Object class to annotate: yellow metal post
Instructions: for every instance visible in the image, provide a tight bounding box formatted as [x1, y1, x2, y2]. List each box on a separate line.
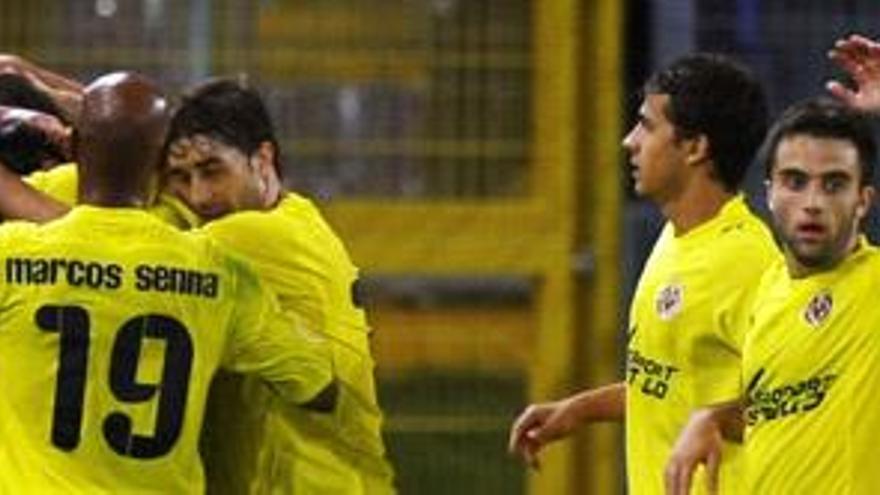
[529, 0, 580, 494]
[575, 0, 624, 493]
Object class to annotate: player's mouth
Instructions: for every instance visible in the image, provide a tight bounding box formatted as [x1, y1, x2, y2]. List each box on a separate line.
[195, 206, 229, 222]
[795, 222, 827, 242]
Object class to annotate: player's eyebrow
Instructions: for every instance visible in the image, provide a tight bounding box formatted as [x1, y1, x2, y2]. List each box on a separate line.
[189, 156, 221, 170]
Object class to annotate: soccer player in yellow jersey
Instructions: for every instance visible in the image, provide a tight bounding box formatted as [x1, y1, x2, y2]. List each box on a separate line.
[162, 80, 395, 494]
[0, 58, 393, 493]
[0, 72, 337, 493]
[667, 39, 880, 494]
[509, 53, 775, 495]
[666, 98, 880, 494]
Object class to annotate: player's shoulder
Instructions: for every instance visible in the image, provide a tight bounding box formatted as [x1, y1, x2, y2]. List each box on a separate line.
[25, 162, 78, 185]
[844, 241, 880, 280]
[713, 204, 776, 256]
[24, 162, 79, 205]
[0, 219, 41, 240]
[203, 192, 327, 238]
[182, 229, 263, 284]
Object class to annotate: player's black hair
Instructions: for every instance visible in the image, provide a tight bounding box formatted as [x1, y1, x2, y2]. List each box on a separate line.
[164, 78, 282, 178]
[760, 97, 877, 186]
[644, 53, 768, 192]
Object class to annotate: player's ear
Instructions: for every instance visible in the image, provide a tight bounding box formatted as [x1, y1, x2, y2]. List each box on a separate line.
[684, 134, 710, 167]
[251, 141, 274, 178]
[856, 184, 875, 221]
[765, 179, 775, 212]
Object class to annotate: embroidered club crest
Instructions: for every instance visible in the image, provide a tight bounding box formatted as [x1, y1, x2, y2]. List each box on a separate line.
[655, 284, 684, 321]
[804, 290, 833, 328]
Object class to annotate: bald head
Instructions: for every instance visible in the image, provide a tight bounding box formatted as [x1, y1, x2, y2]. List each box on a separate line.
[80, 72, 167, 130]
[75, 72, 169, 207]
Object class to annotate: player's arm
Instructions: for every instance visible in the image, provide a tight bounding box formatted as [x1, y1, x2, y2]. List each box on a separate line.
[225, 268, 338, 411]
[827, 34, 880, 112]
[0, 107, 73, 221]
[664, 401, 743, 495]
[0, 162, 69, 222]
[0, 54, 84, 123]
[508, 382, 624, 470]
[231, 312, 338, 412]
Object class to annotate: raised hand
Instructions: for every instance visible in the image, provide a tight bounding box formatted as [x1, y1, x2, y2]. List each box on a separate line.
[827, 34, 880, 111]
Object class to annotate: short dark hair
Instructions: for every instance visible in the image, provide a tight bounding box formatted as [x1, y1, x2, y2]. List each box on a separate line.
[760, 97, 877, 185]
[0, 73, 68, 123]
[164, 78, 282, 177]
[645, 53, 768, 192]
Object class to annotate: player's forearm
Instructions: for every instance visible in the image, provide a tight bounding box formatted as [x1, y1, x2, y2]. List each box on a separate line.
[0, 164, 69, 222]
[563, 382, 626, 423]
[0, 54, 84, 123]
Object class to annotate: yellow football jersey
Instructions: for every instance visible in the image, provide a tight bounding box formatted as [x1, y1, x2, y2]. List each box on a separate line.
[23, 162, 78, 204]
[0, 206, 333, 494]
[199, 192, 395, 494]
[25, 163, 201, 228]
[743, 241, 880, 494]
[626, 195, 776, 495]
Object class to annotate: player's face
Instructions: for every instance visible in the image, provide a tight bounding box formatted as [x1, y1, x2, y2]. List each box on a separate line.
[767, 134, 874, 274]
[163, 134, 269, 221]
[622, 93, 692, 203]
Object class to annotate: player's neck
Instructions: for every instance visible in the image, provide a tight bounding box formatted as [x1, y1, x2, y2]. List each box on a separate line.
[661, 178, 734, 237]
[78, 181, 150, 209]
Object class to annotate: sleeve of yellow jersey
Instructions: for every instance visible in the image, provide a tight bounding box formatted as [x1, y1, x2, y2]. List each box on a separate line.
[221, 256, 334, 405]
[24, 162, 79, 205]
[690, 225, 776, 407]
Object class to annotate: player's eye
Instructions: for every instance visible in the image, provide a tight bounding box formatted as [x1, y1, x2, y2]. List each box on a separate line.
[165, 170, 190, 186]
[822, 176, 849, 194]
[778, 171, 808, 191]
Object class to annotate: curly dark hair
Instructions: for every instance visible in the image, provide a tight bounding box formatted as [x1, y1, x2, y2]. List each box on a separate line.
[645, 53, 768, 192]
[164, 78, 282, 178]
[760, 97, 876, 185]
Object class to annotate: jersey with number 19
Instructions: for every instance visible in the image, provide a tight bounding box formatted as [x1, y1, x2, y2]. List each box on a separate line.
[0, 206, 333, 494]
[626, 195, 776, 495]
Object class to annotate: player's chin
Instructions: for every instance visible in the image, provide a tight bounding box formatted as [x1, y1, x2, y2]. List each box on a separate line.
[196, 208, 230, 223]
[791, 244, 834, 269]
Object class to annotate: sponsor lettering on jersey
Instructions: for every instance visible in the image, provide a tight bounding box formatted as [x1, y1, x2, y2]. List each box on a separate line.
[626, 347, 679, 399]
[744, 367, 837, 425]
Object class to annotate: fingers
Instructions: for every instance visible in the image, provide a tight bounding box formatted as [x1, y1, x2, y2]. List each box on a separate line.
[664, 455, 694, 495]
[705, 449, 721, 495]
[829, 45, 863, 78]
[520, 432, 542, 471]
[826, 80, 858, 106]
[510, 404, 558, 471]
[508, 408, 536, 453]
[831, 34, 880, 79]
[508, 407, 544, 464]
